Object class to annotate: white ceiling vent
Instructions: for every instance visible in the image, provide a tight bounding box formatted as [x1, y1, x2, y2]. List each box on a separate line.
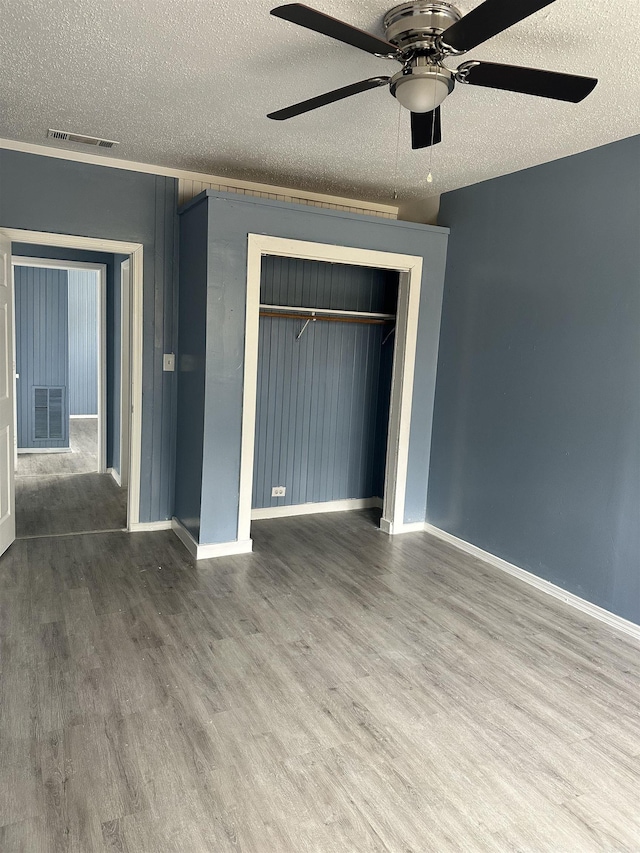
[47, 128, 119, 149]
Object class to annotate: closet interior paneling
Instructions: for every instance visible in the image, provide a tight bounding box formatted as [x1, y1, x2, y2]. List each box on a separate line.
[253, 256, 398, 510]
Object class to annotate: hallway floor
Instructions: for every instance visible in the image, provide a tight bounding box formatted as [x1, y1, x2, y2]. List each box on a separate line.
[0, 511, 639, 851]
[17, 418, 99, 477]
[15, 419, 127, 537]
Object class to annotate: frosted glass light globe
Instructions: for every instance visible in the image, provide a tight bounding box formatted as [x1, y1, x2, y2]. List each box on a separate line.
[394, 75, 451, 113]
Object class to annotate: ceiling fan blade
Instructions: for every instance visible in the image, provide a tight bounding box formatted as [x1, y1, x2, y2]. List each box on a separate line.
[441, 0, 557, 52]
[268, 77, 390, 120]
[271, 4, 399, 58]
[411, 108, 442, 149]
[457, 61, 597, 102]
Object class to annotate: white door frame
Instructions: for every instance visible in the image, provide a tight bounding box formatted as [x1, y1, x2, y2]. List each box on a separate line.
[12, 257, 107, 471]
[0, 229, 144, 529]
[119, 258, 131, 489]
[0, 233, 15, 558]
[240, 234, 423, 543]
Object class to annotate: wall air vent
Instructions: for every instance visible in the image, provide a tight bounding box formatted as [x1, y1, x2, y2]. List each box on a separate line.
[47, 129, 119, 149]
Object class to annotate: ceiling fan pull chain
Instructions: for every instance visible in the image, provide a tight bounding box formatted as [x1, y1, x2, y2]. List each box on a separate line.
[392, 102, 402, 200]
[427, 78, 437, 184]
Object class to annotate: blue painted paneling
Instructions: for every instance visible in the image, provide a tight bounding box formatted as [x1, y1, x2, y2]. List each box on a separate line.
[174, 201, 208, 540]
[1, 151, 178, 521]
[431, 134, 640, 625]
[15, 265, 69, 448]
[68, 270, 99, 415]
[177, 191, 448, 545]
[253, 257, 396, 509]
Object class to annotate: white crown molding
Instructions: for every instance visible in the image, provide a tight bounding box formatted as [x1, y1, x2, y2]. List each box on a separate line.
[0, 136, 398, 216]
[423, 523, 640, 643]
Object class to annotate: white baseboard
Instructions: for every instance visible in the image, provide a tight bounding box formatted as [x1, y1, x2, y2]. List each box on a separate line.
[70, 414, 98, 419]
[379, 518, 425, 535]
[107, 467, 122, 487]
[129, 520, 173, 532]
[18, 447, 72, 454]
[171, 517, 253, 560]
[423, 523, 640, 643]
[251, 497, 383, 521]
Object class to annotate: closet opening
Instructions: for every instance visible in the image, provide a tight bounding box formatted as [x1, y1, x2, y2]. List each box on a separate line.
[251, 255, 397, 525]
[240, 235, 424, 545]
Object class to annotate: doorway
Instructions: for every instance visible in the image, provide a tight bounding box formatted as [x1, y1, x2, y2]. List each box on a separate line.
[11, 256, 117, 536]
[0, 229, 144, 558]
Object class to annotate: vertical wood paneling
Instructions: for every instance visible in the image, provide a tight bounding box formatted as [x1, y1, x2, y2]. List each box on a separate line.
[14, 265, 69, 448]
[68, 269, 99, 415]
[177, 179, 398, 218]
[252, 257, 397, 509]
[1, 153, 181, 522]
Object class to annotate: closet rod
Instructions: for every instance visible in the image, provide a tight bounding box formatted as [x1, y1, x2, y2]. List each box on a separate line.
[259, 311, 391, 325]
[259, 303, 395, 320]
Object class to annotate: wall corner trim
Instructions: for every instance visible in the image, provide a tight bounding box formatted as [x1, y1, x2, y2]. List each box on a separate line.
[423, 523, 640, 643]
[171, 518, 253, 560]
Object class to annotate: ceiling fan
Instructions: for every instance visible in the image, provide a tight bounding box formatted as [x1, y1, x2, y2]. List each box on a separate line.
[267, 0, 598, 149]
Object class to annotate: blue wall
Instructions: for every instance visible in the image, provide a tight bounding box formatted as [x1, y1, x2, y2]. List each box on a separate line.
[14, 265, 69, 449]
[1, 151, 178, 520]
[431, 134, 640, 624]
[254, 256, 396, 509]
[174, 201, 208, 540]
[176, 191, 449, 545]
[68, 269, 99, 416]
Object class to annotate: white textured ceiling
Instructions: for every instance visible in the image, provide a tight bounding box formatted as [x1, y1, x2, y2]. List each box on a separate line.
[1, 0, 639, 219]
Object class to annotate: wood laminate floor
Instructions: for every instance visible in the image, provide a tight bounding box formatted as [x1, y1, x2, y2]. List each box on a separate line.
[15, 473, 127, 538]
[17, 419, 99, 476]
[15, 419, 126, 538]
[1, 510, 639, 852]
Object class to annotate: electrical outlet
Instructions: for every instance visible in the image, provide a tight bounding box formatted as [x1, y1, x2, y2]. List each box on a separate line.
[163, 353, 175, 372]
[271, 486, 286, 498]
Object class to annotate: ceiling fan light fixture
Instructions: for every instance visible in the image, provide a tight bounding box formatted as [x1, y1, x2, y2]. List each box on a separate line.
[390, 63, 454, 112]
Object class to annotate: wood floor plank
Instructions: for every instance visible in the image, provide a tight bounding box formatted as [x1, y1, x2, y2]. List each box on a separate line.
[0, 513, 639, 851]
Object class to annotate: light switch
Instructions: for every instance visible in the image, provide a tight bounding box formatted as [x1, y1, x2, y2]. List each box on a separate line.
[163, 353, 175, 372]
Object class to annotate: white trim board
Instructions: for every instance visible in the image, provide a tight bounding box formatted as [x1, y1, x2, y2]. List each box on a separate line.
[251, 497, 382, 521]
[3, 229, 143, 530]
[17, 447, 72, 454]
[0, 137, 398, 217]
[129, 520, 173, 532]
[107, 467, 122, 487]
[70, 414, 98, 419]
[171, 518, 253, 560]
[379, 519, 425, 535]
[240, 235, 423, 546]
[423, 523, 640, 643]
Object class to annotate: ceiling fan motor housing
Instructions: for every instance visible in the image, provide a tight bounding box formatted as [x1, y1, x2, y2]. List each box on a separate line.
[384, 3, 461, 112]
[383, 2, 462, 54]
